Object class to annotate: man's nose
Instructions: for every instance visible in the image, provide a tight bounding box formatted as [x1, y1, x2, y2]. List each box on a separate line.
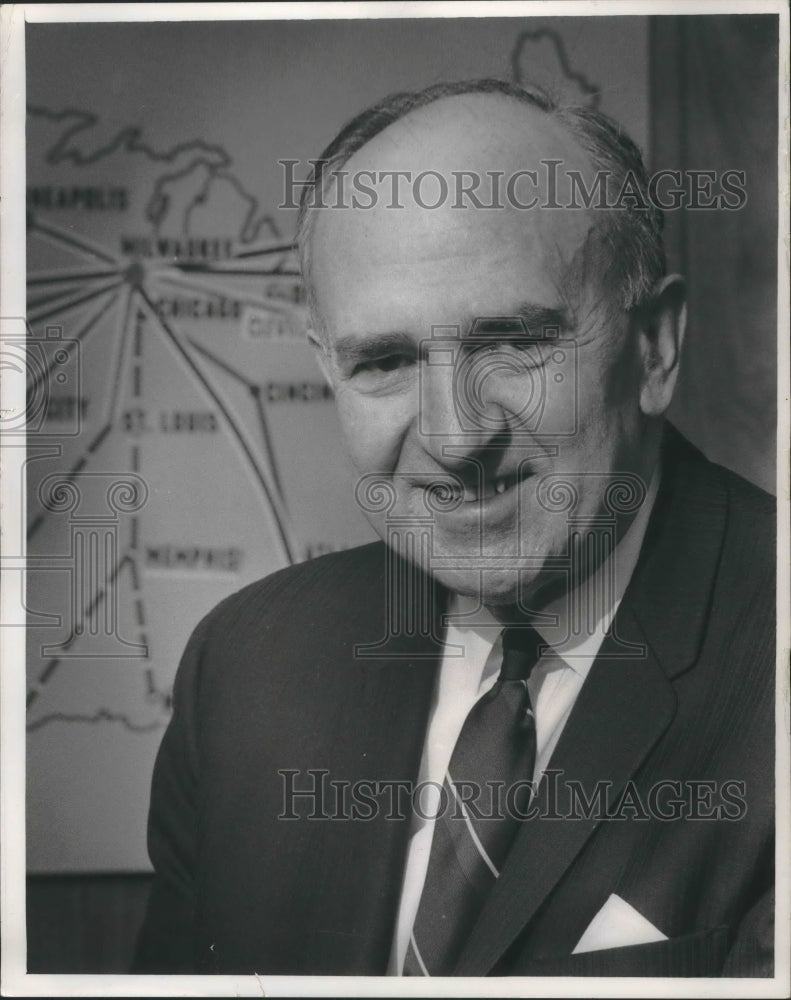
[416, 355, 508, 465]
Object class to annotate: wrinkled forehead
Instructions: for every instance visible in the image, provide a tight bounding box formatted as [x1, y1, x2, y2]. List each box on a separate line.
[309, 94, 604, 315]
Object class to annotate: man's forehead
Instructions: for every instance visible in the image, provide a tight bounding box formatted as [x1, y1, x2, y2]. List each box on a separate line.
[309, 93, 598, 268]
[341, 92, 592, 178]
[306, 93, 611, 338]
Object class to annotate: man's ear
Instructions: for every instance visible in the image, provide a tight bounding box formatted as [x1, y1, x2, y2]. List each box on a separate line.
[308, 326, 333, 387]
[637, 274, 687, 417]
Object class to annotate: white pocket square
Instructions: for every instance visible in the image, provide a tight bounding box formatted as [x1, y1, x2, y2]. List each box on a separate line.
[572, 893, 668, 954]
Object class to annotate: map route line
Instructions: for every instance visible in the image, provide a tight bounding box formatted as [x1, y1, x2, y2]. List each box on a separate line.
[134, 284, 296, 565]
[153, 270, 295, 316]
[87, 422, 113, 455]
[82, 547, 140, 636]
[185, 336, 285, 503]
[26, 658, 60, 708]
[183, 336, 258, 390]
[27, 514, 46, 542]
[26, 709, 164, 734]
[126, 447, 151, 699]
[26, 550, 144, 716]
[27, 273, 122, 315]
[26, 420, 115, 542]
[169, 262, 301, 279]
[28, 276, 126, 326]
[27, 266, 122, 287]
[251, 387, 285, 506]
[28, 213, 123, 267]
[144, 668, 172, 714]
[230, 240, 296, 260]
[109, 287, 136, 426]
[27, 286, 122, 400]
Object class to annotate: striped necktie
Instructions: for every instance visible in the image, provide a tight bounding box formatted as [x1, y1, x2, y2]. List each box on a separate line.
[403, 625, 544, 976]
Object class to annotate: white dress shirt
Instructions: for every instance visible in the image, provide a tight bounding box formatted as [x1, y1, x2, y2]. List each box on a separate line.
[388, 472, 659, 974]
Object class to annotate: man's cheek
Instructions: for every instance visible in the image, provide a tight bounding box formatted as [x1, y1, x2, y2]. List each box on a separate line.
[335, 399, 395, 473]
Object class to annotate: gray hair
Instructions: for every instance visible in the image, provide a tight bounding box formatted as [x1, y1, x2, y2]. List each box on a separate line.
[296, 78, 665, 320]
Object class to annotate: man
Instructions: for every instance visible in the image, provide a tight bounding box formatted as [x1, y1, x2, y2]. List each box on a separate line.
[133, 79, 775, 977]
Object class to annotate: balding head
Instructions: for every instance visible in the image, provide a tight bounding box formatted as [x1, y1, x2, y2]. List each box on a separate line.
[309, 94, 602, 347]
[296, 78, 665, 333]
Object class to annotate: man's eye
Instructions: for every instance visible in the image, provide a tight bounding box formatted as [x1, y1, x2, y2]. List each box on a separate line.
[465, 340, 542, 360]
[352, 355, 413, 377]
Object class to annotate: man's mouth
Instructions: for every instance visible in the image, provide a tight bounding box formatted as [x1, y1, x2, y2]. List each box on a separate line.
[455, 469, 525, 503]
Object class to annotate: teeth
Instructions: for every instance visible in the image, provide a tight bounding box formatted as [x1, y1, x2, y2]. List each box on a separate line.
[453, 475, 515, 503]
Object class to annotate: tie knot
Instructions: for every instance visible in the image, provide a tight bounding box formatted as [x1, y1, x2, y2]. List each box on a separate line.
[500, 625, 545, 681]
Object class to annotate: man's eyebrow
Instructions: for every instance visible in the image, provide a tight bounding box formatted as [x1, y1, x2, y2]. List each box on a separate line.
[509, 303, 571, 335]
[330, 331, 415, 365]
[466, 304, 572, 339]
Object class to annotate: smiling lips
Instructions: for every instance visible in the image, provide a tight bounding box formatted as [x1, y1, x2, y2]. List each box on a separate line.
[448, 468, 526, 504]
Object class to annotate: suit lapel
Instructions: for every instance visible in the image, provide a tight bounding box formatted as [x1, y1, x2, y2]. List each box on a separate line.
[305, 557, 446, 973]
[627, 426, 730, 681]
[454, 607, 675, 974]
[455, 426, 730, 975]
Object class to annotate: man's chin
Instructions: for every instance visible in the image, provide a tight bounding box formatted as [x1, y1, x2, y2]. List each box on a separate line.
[382, 530, 562, 610]
[428, 567, 535, 609]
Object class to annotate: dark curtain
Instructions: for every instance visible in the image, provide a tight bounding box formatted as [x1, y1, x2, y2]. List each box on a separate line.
[652, 14, 778, 494]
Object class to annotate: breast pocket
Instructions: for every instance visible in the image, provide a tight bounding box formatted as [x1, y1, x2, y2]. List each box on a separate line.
[514, 926, 730, 977]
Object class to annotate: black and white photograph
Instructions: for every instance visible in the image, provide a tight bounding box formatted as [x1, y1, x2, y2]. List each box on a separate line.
[0, 2, 788, 995]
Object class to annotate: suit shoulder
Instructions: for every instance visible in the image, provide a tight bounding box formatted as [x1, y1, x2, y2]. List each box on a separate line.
[710, 454, 775, 512]
[712, 460, 776, 552]
[701, 461, 776, 644]
[191, 540, 388, 638]
[173, 542, 393, 714]
[664, 425, 776, 558]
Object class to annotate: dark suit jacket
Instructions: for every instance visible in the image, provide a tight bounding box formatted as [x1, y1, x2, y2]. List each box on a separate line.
[133, 426, 775, 977]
